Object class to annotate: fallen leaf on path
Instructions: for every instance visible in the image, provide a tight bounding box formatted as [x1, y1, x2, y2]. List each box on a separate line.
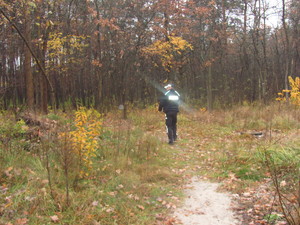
[137, 205, 145, 210]
[280, 180, 286, 187]
[50, 215, 59, 222]
[15, 218, 28, 225]
[92, 201, 99, 206]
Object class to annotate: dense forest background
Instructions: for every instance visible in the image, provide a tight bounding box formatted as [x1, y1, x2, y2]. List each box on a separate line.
[0, 0, 299, 113]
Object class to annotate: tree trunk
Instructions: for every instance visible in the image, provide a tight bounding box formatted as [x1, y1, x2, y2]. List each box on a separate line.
[24, 4, 34, 110]
[40, 38, 49, 113]
[207, 47, 213, 112]
[282, 0, 291, 101]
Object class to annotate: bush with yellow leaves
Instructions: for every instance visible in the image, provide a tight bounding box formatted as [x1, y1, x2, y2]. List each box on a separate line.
[60, 107, 102, 177]
[276, 76, 300, 106]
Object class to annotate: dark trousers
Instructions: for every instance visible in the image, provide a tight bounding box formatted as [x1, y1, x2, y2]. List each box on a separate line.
[165, 111, 177, 142]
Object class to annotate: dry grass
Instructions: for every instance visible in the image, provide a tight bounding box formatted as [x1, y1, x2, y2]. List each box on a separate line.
[0, 103, 299, 224]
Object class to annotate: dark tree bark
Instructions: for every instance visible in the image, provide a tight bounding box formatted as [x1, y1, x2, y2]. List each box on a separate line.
[24, 4, 34, 109]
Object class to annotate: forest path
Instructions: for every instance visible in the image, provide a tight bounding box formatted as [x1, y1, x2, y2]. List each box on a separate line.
[154, 118, 240, 225]
[153, 112, 293, 225]
[172, 176, 240, 225]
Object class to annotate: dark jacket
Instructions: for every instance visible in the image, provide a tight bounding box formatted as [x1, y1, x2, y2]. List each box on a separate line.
[158, 89, 180, 113]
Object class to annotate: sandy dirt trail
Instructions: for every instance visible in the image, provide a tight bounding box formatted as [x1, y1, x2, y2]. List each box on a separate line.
[173, 177, 240, 225]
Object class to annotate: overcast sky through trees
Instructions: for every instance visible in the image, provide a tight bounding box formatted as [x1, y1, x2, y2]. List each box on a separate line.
[266, 0, 283, 27]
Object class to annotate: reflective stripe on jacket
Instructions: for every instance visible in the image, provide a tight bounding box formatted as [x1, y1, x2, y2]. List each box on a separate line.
[158, 89, 180, 113]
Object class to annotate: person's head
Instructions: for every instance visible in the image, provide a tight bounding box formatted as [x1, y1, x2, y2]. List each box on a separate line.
[164, 83, 174, 91]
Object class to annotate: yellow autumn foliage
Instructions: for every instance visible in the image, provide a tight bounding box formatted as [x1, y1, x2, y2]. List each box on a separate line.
[47, 32, 88, 72]
[142, 35, 193, 72]
[276, 76, 300, 106]
[60, 107, 102, 177]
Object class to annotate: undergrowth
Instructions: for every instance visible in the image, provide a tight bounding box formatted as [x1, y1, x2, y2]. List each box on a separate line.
[0, 103, 299, 224]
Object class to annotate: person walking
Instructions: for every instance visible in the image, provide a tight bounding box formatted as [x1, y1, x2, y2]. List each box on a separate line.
[158, 83, 180, 145]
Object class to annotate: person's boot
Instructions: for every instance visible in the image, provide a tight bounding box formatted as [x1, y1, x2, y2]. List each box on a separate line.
[167, 128, 174, 144]
[173, 127, 177, 141]
[173, 131, 177, 141]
